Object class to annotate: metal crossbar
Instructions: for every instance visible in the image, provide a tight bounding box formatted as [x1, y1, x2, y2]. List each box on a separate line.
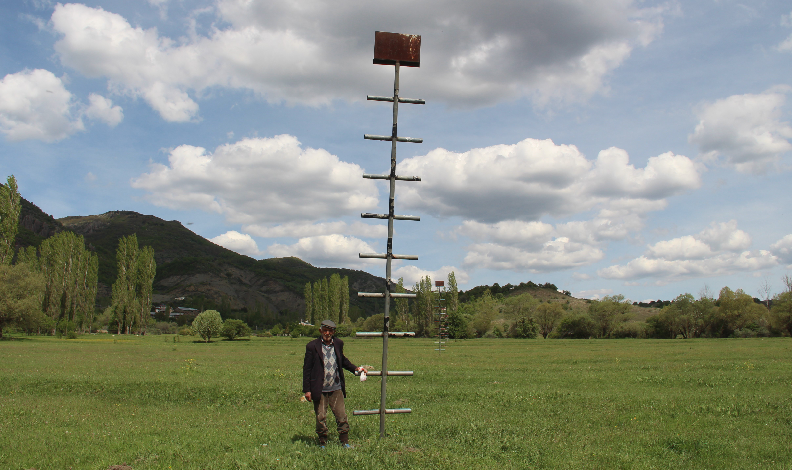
[353, 31, 423, 438]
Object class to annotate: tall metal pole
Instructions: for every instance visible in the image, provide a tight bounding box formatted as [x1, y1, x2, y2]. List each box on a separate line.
[355, 31, 421, 438]
[381, 61, 400, 437]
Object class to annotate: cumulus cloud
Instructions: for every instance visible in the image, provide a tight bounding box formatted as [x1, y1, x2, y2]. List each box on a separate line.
[51, 1, 664, 119]
[414, 138, 700, 272]
[574, 288, 613, 300]
[131, 135, 379, 225]
[779, 11, 792, 52]
[84, 93, 123, 126]
[392, 265, 469, 286]
[210, 231, 263, 257]
[463, 238, 604, 272]
[267, 234, 378, 268]
[399, 138, 699, 223]
[0, 69, 84, 141]
[689, 88, 792, 173]
[598, 220, 778, 281]
[770, 234, 792, 265]
[244, 221, 385, 239]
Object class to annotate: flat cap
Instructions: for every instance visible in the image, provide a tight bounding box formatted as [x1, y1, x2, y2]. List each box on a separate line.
[320, 320, 337, 329]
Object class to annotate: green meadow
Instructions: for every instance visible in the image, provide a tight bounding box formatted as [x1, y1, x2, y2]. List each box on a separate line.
[1, 335, 791, 469]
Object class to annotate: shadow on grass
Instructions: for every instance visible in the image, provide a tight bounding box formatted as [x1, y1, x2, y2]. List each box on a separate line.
[0, 336, 34, 341]
[291, 433, 317, 446]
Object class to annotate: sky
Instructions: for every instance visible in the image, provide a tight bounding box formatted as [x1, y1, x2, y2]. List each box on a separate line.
[1, 0, 792, 302]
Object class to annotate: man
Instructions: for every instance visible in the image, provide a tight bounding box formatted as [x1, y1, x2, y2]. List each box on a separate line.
[303, 319, 366, 447]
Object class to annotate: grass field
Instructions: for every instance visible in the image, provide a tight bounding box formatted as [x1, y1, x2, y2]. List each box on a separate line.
[1, 335, 791, 469]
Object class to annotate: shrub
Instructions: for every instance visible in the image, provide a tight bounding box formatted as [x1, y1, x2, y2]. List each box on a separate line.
[221, 319, 252, 340]
[334, 324, 352, 337]
[551, 314, 596, 339]
[611, 321, 644, 338]
[178, 326, 193, 336]
[154, 322, 178, 335]
[270, 324, 283, 336]
[509, 317, 538, 338]
[192, 310, 223, 342]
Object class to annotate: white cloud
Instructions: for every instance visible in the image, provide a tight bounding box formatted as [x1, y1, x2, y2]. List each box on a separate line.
[131, 135, 379, 225]
[583, 148, 701, 199]
[770, 234, 792, 265]
[244, 221, 385, 239]
[463, 238, 604, 272]
[84, 172, 97, 182]
[598, 220, 777, 281]
[84, 93, 123, 127]
[399, 138, 699, 223]
[210, 230, 263, 257]
[51, 1, 665, 119]
[392, 265, 469, 287]
[689, 88, 792, 173]
[574, 288, 613, 300]
[779, 11, 792, 51]
[267, 234, 378, 268]
[0, 69, 84, 141]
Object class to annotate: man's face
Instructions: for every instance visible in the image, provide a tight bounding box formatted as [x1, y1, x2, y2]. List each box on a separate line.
[321, 326, 335, 342]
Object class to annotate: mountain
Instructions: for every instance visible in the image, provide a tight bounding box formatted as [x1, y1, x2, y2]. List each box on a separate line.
[15, 201, 387, 325]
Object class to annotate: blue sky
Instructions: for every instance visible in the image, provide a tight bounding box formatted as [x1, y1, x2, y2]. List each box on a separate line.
[2, 0, 792, 302]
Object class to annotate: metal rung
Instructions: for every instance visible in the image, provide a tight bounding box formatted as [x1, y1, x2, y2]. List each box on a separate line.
[363, 174, 421, 181]
[367, 95, 426, 104]
[364, 134, 423, 143]
[359, 253, 419, 260]
[357, 292, 417, 299]
[434, 349, 445, 351]
[356, 331, 415, 337]
[353, 408, 412, 415]
[357, 370, 413, 376]
[361, 213, 420, 221]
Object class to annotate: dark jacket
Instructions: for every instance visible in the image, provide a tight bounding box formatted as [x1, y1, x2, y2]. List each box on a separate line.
[302, 337, 357, 401]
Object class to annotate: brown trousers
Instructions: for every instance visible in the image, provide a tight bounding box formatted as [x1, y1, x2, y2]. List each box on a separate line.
[313, 390, 349, 443]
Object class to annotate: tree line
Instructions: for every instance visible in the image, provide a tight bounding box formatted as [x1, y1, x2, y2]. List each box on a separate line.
[303, 273, 349, 326]
[0, 175, 156, 337]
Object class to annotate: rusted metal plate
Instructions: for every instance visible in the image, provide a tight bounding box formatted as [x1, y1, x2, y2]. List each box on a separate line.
[435, 281, 444, 287]
[374, 31, 421, 67]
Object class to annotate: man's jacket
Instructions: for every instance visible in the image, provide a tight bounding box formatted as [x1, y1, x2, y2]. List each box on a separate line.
[302, 337, 357, 401]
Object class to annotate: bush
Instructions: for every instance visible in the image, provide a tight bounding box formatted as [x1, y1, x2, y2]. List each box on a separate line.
[178, 326, 193, 336]
[551, 314, 596, 339]
[154, 322, 178, 335]
[611, 322, 644, 338]
[192, 310, 223, 342]
[509, 317, 538, 338]
[221, 319, 252, 340]
[334, 324, 352, 337]
[270, 324, 283, 336]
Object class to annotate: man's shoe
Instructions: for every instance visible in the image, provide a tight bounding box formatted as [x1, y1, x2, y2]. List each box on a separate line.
[343, 443, 352, 449]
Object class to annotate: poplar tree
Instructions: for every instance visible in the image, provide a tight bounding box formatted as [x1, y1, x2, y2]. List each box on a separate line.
[38, 231, 99, 333]
[394, 277, 409, 327]
[319, 278, 329, 322]
[340, 276, 349, 324]
[313, 280, 323, 321]
[412, 275, 435, 336]
[0, 175, 20, 266]
[304, 282, 314, 324]
[135, 246, 156, 334]
[447, 272, 459, 316]
[329, 273, 341, 323]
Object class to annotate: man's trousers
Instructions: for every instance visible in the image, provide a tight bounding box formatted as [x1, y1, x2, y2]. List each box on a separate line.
[313, 390, 349, 443]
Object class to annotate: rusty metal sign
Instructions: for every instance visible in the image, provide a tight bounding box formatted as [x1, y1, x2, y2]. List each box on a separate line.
[374, 31, 421, 67]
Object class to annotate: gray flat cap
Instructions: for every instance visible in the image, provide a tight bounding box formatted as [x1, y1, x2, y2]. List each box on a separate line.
[320, 320, 337, 329]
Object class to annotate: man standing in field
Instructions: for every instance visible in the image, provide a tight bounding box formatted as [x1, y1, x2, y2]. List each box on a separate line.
[303, 319, 366, 448]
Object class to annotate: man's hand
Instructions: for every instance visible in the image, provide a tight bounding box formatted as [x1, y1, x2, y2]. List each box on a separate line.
[304, 392, 312, 402]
